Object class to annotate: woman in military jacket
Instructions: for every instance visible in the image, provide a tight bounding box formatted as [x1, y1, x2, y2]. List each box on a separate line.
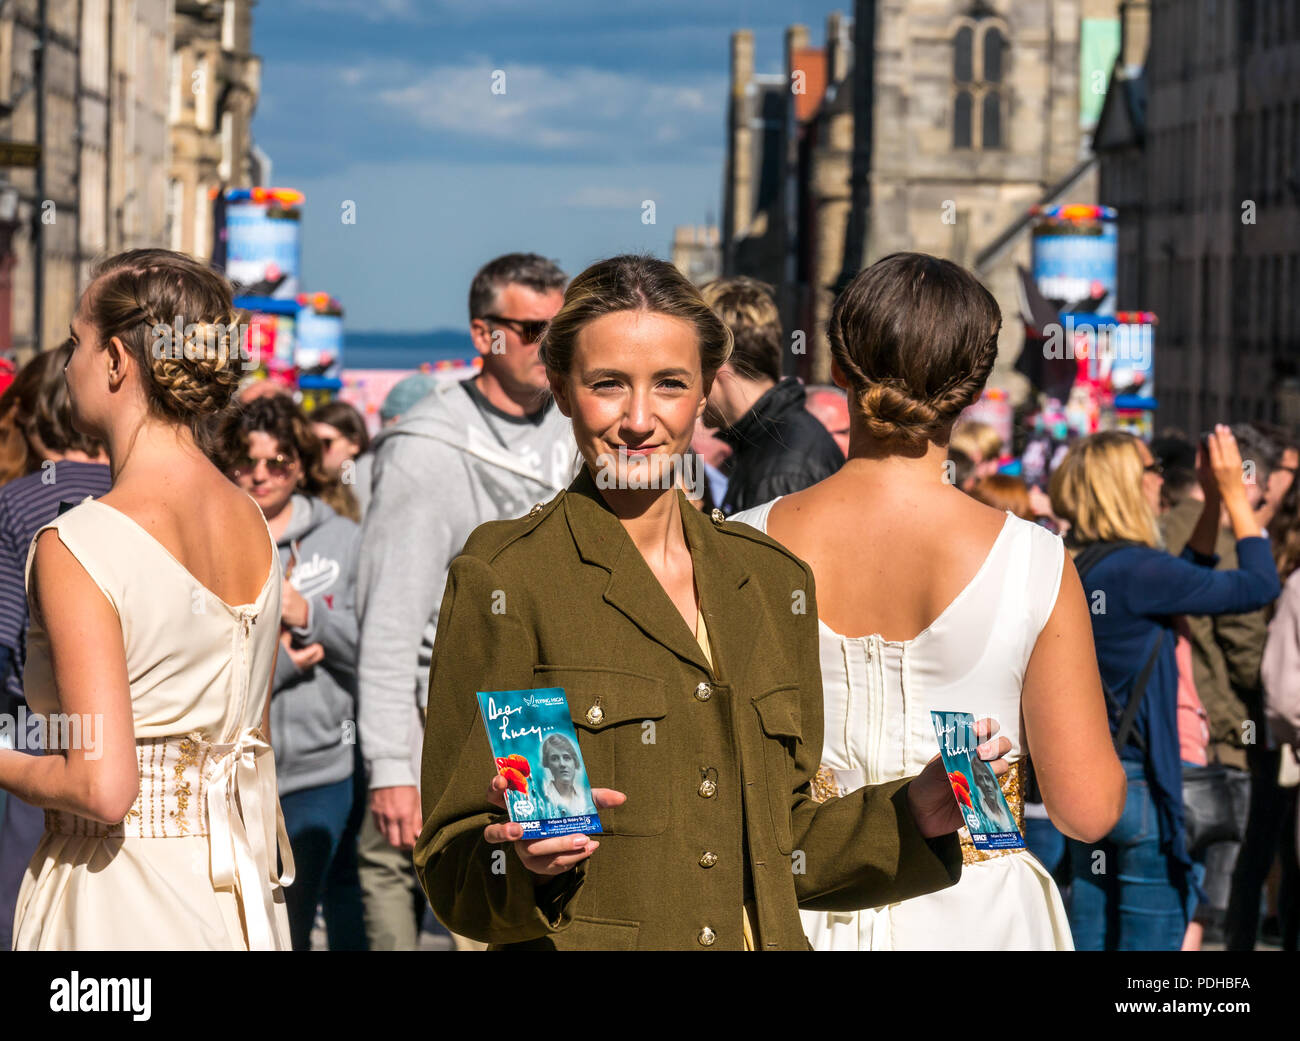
[412, 255, 1005, 950]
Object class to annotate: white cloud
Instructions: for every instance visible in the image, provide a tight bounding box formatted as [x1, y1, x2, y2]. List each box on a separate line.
[367, 59, 724, 152]
[291, 0, 420, 21]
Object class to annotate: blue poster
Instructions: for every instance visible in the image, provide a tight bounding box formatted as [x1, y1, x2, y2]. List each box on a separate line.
[477, 688, 602, 839]
[1032, 209, 1118, 316]
[225, 200, 301, 299]
[296, 304, 344, 379]
[931, 710, 1024, 851]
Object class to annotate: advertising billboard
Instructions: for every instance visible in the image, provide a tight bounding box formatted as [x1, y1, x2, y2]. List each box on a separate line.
[1031, 204, 1119, 318]
[223, 188, 304, 300]
[295, 293, 344, 380]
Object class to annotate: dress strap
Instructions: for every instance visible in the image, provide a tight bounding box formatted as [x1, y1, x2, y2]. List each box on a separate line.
[24, 499, 120, 615]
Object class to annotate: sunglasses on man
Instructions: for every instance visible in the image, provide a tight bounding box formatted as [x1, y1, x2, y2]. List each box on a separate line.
[483, 314, 549, 345]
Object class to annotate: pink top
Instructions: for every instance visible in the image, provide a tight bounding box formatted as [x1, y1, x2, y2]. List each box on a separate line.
[1175, 619, 1209, 766]
[1262, 570, 1300, 750]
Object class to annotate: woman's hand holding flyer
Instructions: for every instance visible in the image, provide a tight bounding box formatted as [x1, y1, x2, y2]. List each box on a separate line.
[482, 774, 626, 879]
[477, 687, 626, 880]
[907, 715, 1013, 839]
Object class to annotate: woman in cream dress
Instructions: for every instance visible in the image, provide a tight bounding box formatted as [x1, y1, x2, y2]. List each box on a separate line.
[0, 248, 293, 950]
[735, 496, 1074, 948]
[730, 253, 1127, 950]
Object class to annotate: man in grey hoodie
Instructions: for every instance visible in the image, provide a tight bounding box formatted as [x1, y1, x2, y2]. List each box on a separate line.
[355, 253, 577, 949]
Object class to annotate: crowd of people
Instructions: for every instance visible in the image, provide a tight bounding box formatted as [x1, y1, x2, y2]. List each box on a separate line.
[0, 244, 1294, 951]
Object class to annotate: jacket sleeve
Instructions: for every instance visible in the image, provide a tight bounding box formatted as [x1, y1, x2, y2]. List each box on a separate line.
[272, 643, 299, 692]
[290, 518, 361, 674]
[1121, 537, 1281, 619]
[412, 552, 589, 944]
[1213, 605, 1270, 703]
[1262, 575, 1300, 748]
[784, 561, 963, 912]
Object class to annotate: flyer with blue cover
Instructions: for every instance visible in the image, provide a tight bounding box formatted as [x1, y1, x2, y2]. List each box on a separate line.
[477, 687, 602, 839]
[930, 710, 1025, 851]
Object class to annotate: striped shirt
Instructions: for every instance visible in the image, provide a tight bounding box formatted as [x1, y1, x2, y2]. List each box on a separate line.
[0, 461, 113, 703]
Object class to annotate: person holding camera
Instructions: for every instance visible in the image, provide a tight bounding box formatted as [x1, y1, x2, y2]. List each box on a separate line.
[1051, 426, 1281, 950]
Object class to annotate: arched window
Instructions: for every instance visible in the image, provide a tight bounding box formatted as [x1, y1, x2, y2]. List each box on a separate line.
[955, 91, 973, 148]
[984, 27, 1005, 83]
[982, 92, 1002, 148]
[955, 26, 974, 83]
[952, 13, 1009, 151]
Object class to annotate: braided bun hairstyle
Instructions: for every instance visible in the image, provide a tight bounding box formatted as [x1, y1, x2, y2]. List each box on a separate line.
[827, 252, 1001, 450]
[82, 248, 248, 450]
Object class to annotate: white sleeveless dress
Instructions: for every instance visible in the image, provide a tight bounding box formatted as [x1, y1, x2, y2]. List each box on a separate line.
[11, 496, 294, 950]
[730, 498, 1074, 951]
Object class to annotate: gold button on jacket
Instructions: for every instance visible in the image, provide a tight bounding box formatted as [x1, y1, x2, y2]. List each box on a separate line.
[413, 464, 962, 950]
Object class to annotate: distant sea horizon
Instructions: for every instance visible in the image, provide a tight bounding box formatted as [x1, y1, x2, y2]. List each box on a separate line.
[343, 329, 476, 371]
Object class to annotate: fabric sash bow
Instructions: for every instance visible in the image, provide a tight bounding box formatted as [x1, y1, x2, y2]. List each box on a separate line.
[203, 727, 296, 951]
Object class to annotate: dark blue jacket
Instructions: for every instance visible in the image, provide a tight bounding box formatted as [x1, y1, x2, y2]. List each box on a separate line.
[1079, 536, 1279, 870]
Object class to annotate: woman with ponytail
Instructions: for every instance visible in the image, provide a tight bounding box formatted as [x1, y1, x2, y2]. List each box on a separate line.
[731, 252, 1126, 950]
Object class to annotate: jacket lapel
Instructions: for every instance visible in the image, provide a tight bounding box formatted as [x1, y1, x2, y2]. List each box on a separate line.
[678, 484, 759, 686]
[563, 465, 753, 682]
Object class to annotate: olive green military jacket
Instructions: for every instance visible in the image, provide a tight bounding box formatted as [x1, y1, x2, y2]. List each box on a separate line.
[413, 464, 962, 950]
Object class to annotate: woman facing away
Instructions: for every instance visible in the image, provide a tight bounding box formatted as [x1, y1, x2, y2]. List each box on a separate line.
[731, 252, 1127, 950]
[1050, 428, 1280, 950]
[1, 248, 293, 950]
[414, 253, 1015, 950]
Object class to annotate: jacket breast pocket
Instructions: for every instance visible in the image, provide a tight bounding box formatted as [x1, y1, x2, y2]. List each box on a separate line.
[752, 683, 803, 855]
[532, 665, 669, 837]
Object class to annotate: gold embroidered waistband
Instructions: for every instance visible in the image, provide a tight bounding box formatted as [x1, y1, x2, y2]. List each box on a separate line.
[43, 727, 296, 951]
[46, 733, 210, 839]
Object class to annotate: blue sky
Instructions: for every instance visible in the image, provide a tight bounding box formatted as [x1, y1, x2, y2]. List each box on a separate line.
[252, 0, 843, 331]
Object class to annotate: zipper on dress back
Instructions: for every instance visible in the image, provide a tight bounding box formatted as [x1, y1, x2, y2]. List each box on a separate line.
[231, 606, 256, 729]
[867, 634, 885, 785]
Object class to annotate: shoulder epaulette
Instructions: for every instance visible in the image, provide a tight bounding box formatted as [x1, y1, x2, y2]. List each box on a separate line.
[462, 491, 566, 563]
[709, 508, 809, 573]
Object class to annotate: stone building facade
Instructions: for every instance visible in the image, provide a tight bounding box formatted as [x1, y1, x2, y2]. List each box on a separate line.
[1097, 0, 1300, 433]
[0, 0, 261, 362]
[723, 1, 1119, 393]
[1093, 3, 1149, 315]
[670, 224, 721, 286]
[169, 0, 261, 261]
[0, 0, 171, 360]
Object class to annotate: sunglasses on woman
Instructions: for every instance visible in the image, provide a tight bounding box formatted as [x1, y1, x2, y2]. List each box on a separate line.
[230, 453, 297, 479]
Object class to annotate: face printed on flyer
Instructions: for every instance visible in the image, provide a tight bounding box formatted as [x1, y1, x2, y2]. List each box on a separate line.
[478, 688, 602, 839]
